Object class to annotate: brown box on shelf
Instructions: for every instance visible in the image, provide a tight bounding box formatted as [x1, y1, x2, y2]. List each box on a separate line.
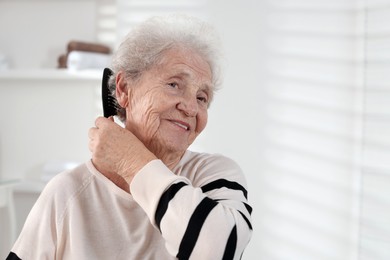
[57, 54, 67, 68]
[57, 41, 111, 69]
[67, 41, 111, 55]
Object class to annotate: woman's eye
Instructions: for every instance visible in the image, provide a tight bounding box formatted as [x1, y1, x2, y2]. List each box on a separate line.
[168, 82, 178, 88]
[197, 96, 208, 104]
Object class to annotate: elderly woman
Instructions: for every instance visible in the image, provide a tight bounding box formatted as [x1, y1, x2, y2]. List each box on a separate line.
[8, 15, 252, 260]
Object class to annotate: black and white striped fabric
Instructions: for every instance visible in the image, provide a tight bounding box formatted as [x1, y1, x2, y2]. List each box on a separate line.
[9, 151, 252, 260]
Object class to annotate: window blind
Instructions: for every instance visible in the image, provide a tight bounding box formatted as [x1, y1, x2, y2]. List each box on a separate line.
[360, 0, 390, 259]
[258, 0, 389, 259]
[96, 0, 117, 48]
[96, 0, 210, 55]
[115, 0, 208, 47]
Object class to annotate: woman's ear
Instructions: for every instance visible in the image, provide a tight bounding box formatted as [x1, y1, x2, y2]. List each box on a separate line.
[115, 71, 129, 108]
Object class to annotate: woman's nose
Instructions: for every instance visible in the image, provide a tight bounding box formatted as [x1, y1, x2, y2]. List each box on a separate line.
[176, 95, 198, 117]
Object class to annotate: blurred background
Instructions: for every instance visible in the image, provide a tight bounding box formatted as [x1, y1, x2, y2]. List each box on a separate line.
[0, 0, 389, 259]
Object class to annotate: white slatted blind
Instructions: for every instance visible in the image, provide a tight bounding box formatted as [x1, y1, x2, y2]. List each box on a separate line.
[95, 0, 209, 49]
[360, 0, 390, 259]
[96, 0, 117, 47]
[116, 0, 208, 47]
[257, 0, 388, 259]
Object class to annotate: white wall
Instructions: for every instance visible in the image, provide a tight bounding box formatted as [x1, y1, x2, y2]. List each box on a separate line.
[0, 1, 97, 69]
[0, 73, 101, 180]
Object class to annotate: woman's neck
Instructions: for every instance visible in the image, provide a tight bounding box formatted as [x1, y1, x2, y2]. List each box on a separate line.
[157, 150, 185, 171]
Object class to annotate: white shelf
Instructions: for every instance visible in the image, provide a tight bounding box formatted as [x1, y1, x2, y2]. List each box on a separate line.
[0, 69, 102, 81]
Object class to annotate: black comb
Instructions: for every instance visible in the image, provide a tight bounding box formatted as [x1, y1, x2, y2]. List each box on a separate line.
[102, 67, 117, 118]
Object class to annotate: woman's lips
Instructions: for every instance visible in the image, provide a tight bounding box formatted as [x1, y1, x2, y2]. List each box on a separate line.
[169, 120, 190, 131]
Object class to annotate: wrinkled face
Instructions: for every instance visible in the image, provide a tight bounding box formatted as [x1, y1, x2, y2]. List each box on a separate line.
[120, 47, 213, 157]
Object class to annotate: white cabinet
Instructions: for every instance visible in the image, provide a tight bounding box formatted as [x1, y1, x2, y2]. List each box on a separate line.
[0, 69, 102, 181]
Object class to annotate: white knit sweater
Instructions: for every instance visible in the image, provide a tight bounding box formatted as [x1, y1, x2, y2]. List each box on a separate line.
[10, 150, 252, 260]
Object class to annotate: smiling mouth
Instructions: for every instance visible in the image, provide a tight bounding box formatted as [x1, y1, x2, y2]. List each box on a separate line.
[170, 120, 190, 131]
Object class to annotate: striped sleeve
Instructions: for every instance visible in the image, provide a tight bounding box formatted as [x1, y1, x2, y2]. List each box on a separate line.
[6, 252, 22, 260]
[130, 156, 252, 260]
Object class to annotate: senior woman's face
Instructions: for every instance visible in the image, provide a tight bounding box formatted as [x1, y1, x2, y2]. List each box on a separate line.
[119, 47, 212, 157]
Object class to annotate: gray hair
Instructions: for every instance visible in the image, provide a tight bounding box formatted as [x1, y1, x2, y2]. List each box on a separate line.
[108, 14, 222, 121]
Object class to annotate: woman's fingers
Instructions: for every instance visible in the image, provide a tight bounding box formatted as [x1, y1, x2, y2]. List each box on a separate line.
[95, 116, 113, 129]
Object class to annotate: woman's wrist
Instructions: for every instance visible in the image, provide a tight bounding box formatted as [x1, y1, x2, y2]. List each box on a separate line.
[120, 152, 157, 185]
